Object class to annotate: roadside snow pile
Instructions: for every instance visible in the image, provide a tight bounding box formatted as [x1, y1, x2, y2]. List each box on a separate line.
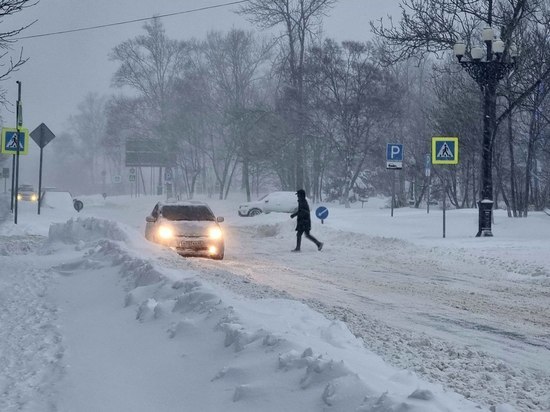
[254, 224, 281, 237]
[0, 235, 44, 256]
[62, 223, 480, 411]
[48, 217, 127, 244]
[0, 194, 9, 221]
[0, 240, 63, 411]
[41, 191, 74, 211]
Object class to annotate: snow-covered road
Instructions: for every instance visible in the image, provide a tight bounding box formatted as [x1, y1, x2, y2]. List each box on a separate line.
[79, 194, 550, 410]
[160, 219, 550, 410]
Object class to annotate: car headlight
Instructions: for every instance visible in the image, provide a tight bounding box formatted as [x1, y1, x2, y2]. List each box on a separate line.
[208, 226, 223, 240]
[31, 194, 38, 202]
[17, 194, 22, 200]
[157, 225, 174, 240]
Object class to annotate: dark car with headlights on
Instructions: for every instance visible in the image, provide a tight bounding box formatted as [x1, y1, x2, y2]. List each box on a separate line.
[145, 201, 225, 260]
[17, 184, 38, 202]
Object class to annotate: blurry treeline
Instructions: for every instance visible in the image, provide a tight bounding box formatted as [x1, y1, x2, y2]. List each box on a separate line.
[6, 0, 549, 215]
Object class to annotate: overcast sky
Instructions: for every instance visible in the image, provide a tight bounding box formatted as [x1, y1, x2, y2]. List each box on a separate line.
[2, 0, 399, 148]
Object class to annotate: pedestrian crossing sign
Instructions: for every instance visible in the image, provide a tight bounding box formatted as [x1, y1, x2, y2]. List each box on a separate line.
[432, 137, 458, 165]
[1, 127, 29, 155]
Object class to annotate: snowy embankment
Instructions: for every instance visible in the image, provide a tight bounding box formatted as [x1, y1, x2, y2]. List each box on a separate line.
[0, 212, 485, 412]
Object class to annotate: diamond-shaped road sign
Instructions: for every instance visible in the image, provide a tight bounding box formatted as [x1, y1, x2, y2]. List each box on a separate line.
[30, 123, 55, 149]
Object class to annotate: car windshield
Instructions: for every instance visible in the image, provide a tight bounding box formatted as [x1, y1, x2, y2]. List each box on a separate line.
[161, 205, 215, 221]
[19, 185, 34, 192]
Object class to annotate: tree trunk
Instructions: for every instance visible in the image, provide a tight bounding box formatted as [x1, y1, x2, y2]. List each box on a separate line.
[522, 112, 537, 217]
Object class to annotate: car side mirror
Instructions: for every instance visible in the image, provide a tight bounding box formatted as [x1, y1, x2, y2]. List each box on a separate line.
[146, 216, 156, 223]
[216, 217, 224, 223]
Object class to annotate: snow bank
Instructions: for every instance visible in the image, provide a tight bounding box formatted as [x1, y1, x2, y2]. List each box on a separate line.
[41, 191, 74, 211]
[49, 217, 479, 411]
[0, 194, 9, 221]
[48, 217, 127, 244]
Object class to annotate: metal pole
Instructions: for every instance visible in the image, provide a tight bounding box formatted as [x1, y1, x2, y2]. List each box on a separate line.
[427, 174, 431, 214]
[443, 174, 446, 238]
[38, 146, 43, 215]
[10, 155, 15, 211]
[425, 153, 432, 214]
[391, 169, 395, 217]
[14, 81, 22, 224]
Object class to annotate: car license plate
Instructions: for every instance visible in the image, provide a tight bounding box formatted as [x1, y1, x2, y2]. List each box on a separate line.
[179, 240, 203, 248]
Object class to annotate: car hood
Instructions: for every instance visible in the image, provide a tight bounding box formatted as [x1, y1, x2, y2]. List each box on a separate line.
[163, 220, 218, 237]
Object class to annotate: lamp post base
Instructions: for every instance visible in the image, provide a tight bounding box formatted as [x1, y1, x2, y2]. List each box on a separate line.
[476, 199, 494, 237]
[477, 228, 494, 237]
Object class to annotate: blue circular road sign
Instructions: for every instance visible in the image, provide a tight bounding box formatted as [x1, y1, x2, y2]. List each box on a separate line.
[73, 199, 84, 212]
[315, 206, 329, 221]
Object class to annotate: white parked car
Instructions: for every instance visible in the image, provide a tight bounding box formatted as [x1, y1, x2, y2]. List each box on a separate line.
[238, 191, 301, 217]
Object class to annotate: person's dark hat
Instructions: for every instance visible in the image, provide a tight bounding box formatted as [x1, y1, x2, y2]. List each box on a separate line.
[296, 189, 306, 197]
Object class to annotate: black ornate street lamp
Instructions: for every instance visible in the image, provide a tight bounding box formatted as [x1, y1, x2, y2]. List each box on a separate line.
[453, 2, 517, 237]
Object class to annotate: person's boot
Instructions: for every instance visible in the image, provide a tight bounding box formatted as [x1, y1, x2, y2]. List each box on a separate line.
[317, 242, 323, 251]
[292, 235, 301, 252]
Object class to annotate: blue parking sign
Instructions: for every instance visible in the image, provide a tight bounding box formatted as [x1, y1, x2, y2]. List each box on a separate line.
[386, 143, 403, 169]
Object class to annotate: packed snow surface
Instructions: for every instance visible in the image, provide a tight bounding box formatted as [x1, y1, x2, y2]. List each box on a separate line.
[0, 193, 548, 412]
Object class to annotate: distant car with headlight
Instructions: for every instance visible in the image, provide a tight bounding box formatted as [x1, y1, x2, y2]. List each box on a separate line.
[238, 191, 301, 217]
[145, 201, 225, 260]
[17, 184, 38, 202]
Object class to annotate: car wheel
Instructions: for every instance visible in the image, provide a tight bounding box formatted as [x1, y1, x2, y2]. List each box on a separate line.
[248, 208, 262, 217]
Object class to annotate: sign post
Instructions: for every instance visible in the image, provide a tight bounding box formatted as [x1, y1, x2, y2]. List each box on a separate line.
[129, 167, 137, 198]
[431, 137, 459, 238]
[425, 153, 432, 214]
[164, 167, 173, 199]
[386, 143, 404, 217]
[14, 81, 22, 223]
[30, 123, 56, 215]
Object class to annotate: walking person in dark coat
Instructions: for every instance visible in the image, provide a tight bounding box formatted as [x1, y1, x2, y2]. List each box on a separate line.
[290, 189, 323, 252]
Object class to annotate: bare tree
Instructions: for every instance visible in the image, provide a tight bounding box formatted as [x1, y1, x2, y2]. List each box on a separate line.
[0, 0, 37, 102]
[43, 93, 109, 194]
[110, 18, 189, 193]
[203, 29, 271, 200]
[308, 40, 402, 207]
[239, 0, 336, 190]
[168, 69, 211, 199]
[68, 93, 108, 190]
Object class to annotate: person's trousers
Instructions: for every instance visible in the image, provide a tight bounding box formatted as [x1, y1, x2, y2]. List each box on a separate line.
[296, 229, 320, 249]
